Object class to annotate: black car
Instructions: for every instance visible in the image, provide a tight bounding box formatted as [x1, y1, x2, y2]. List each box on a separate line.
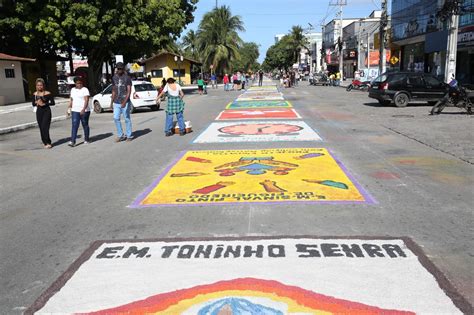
[369, 72, 448, 107]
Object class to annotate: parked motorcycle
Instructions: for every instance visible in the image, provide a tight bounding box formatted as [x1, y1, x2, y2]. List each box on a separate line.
[430, 80, 473, 115]
[346, 79, 370, 91]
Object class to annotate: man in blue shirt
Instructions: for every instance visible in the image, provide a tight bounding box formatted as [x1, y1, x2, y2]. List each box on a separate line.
[210, 73, 217, 89]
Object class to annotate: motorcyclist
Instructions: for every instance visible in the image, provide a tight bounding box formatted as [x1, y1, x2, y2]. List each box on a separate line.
[430, 78, 458, 115]
[430, 77, 472, 115]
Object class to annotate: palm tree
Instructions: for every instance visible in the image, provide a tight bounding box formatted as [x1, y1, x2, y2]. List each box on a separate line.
[196, 6, 244, 74]
[289, 25, 309, 65]
[181, 30, 199, 60]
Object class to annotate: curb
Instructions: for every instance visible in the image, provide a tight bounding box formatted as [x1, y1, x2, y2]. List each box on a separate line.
[0, 115, 68, 135]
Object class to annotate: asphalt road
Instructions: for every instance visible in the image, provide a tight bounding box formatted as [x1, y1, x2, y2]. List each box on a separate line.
[0, 83, 472, 312]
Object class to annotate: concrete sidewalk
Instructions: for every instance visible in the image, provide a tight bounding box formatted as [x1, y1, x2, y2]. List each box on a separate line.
[0, 97, 70, 134]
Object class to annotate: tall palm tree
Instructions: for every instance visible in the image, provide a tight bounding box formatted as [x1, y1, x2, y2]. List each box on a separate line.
[289, 25, 309, 65]
[181, 30, 199, 60]
[196, 6, 244, 74]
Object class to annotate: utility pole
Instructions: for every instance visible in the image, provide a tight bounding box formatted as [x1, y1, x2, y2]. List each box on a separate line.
[330, 0, 347, 76]
[357, 19, 362, 73]
[438, 0, 461, 82]
[379, 0, 388, 75]
[367, 31, 370, 75]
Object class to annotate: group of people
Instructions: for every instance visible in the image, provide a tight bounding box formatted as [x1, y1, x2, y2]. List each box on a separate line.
[328, 71, 342, 86]
[279, 71, 300, 88]
[221, 70, 264, 91]
[32, 61, 189, 148]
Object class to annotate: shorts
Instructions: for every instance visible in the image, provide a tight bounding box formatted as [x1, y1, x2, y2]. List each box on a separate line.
[198, 85, 203, 91]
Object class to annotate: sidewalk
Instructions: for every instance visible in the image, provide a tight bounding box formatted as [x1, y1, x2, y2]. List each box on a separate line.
[0, 97, 69, 134]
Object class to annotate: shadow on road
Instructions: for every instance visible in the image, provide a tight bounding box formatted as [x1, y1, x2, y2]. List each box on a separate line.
[133, 128, 152, 140]
[89, 132, 113, 143]
[53, 135, 81, 146]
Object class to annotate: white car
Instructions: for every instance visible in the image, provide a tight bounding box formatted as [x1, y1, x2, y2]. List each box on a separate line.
[92, 81, 159, 113]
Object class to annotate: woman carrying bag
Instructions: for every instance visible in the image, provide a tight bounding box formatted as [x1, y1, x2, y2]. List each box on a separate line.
[32, 78, 55, 148]
[157, 78, 187, 137]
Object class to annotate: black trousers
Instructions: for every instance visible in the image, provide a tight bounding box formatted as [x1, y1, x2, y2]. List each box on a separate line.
[36, 106, 52, 145]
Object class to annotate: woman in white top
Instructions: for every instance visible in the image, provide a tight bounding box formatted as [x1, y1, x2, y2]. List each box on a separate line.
[68, 77, 90, 146]
[157, 78, 186, 136]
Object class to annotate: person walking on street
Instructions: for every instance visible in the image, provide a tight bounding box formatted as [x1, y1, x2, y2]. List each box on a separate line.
[68, 77, 90, 147]
[210, 73, 217, 89]
[157, 78, 187, 137]
[32, 78, 54, 148]
[197, 75, 205, 95]
[223, 73, 229, 91]
[110, 62, 133, 142]
[241, 73, 247, 90]
[258, 70, 263, 86]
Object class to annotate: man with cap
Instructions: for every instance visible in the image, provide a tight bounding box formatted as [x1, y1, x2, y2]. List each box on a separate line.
[110, 62, 133, 141]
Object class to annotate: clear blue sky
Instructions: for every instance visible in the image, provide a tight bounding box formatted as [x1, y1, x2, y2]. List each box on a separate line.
[183, 0, 385, 63]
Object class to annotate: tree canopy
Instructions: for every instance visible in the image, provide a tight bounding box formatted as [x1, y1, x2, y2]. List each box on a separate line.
[0, 0, 198, 92]
[196, 5, 244, 74]
[262, 25, 309, 72]
[230, 42, 260, 73]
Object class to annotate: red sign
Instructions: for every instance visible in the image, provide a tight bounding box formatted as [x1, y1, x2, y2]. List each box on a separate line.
[216, 109, 301, 120]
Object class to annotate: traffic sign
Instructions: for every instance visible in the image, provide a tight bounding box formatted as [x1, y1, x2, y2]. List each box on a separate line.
[390, 56, 399, 65]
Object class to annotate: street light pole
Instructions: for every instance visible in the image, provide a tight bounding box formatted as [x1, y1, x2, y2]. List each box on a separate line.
[174, 55, 184, 84]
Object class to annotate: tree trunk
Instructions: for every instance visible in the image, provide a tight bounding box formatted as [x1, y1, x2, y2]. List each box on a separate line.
[68, 46, 74, 76]
[87, 54, 106, 95]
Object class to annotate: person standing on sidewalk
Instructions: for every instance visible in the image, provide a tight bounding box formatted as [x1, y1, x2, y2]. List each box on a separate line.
[67, 77, 90, 147]
[258, 70, 263, 86]
[157, 78, 186, 137]
[32, 78, 54, 149]
[110, 62, 133, 142]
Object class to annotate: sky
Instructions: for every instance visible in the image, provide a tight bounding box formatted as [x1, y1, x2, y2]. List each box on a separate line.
[182, 0, 385, 63]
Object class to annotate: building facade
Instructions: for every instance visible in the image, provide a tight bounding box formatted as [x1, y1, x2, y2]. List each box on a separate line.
[143, 52, 199, 86]
[391, 0, 473, 83]
[322, 18, 359, 73]
[342, 11, 383, 78]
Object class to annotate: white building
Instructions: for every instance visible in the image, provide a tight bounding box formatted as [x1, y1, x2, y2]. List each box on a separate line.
[0, 53, 35, 105]
[274, 34, 286, 43]
[322, 17, 360, 72]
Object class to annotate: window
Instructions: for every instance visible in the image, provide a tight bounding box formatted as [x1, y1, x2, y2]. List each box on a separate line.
[151, 69, 163, 78]
[388, 74, 407, 85]
[372, 74, 387, 83]
[134, 83, 156, 92]
[173, 69, 185, 77]
[102, 85, 113, 94]
[408, 75, 423, 86]
[5, 68, 15, 78]
[423, 75, 443, 87]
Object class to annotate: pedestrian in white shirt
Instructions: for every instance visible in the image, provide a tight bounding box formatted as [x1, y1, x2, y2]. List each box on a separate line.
[68, 77, 90, 147]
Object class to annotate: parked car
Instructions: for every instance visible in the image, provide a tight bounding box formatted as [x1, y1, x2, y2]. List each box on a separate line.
[369, 72, 449, 107]
[310, 73, 329, 86]
[92, 81, 159, 113]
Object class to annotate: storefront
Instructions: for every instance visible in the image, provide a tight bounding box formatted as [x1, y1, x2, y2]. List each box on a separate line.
[343, 49, 357, 78]
[457, 25, 474, 84]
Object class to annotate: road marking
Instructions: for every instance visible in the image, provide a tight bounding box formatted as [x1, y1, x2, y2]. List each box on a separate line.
[28, 237, 468, 314]
[193, 121, 322, 143]
[131, 148, 373, 207]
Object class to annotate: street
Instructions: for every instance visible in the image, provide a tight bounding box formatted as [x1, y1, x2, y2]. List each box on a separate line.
[1, 83, 473, 313]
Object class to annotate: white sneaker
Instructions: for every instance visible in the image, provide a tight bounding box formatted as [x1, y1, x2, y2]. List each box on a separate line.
[84, 141, 90, 144]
